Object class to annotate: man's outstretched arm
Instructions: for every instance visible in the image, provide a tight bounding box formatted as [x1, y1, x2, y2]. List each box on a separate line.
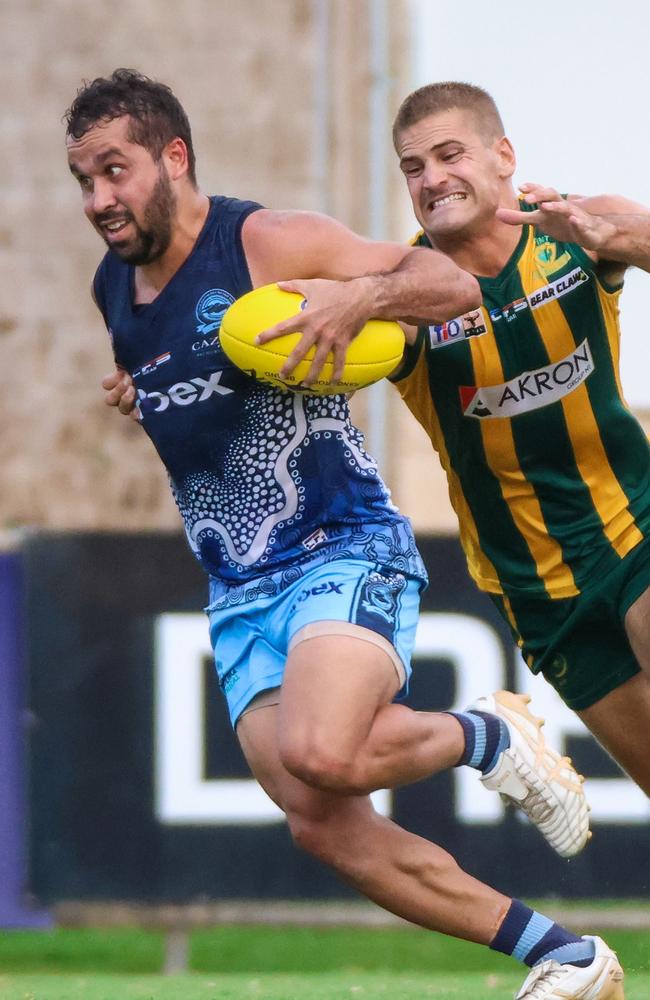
[245, 209, 480, 383]
[497, 184, 650, 275]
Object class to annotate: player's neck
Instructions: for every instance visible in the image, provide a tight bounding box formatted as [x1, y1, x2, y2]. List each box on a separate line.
[433, 220, 523, 280]
[134, 191, 210, 302]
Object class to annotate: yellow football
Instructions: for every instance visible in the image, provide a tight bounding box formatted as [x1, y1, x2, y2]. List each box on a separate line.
[219, 283, 405, 394]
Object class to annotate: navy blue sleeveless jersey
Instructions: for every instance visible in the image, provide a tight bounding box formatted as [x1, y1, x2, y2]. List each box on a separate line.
[93, 195, 426, 590]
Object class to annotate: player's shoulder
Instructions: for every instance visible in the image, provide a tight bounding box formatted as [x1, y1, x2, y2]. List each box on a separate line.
[243, 207, 349, 240]
[211, 193, 264, 217]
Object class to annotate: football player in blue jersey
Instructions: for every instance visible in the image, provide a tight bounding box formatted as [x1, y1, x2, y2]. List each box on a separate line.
[66, 71, 620, 1000]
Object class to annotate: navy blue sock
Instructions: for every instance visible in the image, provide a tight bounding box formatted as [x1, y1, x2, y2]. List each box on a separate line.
[490, 900, 595, 968]
[448, 709, 510, 774]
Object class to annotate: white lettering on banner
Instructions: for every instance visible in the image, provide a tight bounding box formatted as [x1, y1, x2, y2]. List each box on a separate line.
[154, 612, 648, 827]
[154, 613, 390, 825]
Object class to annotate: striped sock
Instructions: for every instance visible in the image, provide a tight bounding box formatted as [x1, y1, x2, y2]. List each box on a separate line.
[490, 899, 596, 968]
[448, 709, 510, 774]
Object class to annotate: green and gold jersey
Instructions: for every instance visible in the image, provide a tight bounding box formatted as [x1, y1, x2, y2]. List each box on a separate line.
[395, 210, 650, 600]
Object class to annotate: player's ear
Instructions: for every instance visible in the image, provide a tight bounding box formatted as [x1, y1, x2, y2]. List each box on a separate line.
[495, 136, 516, 180]
[164, 137, 189, 181]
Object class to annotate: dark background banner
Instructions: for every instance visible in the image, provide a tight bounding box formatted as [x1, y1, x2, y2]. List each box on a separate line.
[25, 533, 649, 904]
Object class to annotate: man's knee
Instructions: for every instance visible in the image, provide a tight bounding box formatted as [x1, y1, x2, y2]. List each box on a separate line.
[279, 735, 367, 794]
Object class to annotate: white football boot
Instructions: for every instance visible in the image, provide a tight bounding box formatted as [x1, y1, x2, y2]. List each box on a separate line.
[469, 691, 590, 857]
[515, 936, 625, 999]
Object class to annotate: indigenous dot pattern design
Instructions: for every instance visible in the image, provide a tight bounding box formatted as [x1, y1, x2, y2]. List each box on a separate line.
[175, 385, 390, 579]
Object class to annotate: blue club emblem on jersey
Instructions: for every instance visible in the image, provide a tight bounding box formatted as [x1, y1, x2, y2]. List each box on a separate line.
[195, 288, 236, 335]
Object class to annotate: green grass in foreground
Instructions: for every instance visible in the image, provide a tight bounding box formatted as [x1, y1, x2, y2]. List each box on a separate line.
[0, 970, 649, 1000]
[0, 925, 649, 975]
[0, 925, 648, 999]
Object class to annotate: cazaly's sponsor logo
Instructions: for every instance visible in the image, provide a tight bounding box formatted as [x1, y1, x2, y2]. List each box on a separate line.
[428, 308, 488, 349]
[460, 339, 594, 419]
[192, 334, 220, 355]
[137, 371, 233, 413]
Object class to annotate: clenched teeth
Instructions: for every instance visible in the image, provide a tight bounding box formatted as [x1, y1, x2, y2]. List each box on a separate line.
[430, 193, 466, 210]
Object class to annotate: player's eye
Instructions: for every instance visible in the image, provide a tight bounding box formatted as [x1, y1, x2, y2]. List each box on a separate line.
[401, 162, 423, 178]
[107, 164, 124, 177]
[78, 175, 93, 192]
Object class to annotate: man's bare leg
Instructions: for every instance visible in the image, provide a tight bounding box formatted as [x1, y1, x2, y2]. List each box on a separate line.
[625, 582, 650, 671]
[276, 632, 464, 794]
[237, 702, 510, 942]
[234, 638, 619, 991]
[577, 584, 650, 795]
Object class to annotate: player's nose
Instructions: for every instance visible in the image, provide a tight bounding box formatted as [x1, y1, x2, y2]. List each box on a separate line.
[90, 178, 118, 215]
[422, 159, 449, 188]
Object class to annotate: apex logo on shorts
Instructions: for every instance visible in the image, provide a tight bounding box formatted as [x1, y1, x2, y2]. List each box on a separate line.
[428, 308, 487, 350]
[459, 338, 594, 419]
[137, 371, 234, 414]
[291, 581, 344, 611]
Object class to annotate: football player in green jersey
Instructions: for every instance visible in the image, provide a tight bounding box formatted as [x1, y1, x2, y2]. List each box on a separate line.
[390, 82, 650, 811]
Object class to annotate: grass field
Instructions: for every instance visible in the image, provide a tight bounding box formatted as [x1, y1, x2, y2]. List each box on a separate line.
[0, 924, 648, 999]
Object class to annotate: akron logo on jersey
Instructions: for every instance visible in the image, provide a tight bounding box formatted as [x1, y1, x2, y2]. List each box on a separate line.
[427, 308, 488, 350]
[459, 339, 595, 419]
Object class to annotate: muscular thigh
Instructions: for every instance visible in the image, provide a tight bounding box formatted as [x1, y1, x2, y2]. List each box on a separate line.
[280, 632, 401, 765]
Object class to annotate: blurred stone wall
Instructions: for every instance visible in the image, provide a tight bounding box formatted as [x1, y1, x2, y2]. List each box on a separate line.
[0, 0, 457, 536]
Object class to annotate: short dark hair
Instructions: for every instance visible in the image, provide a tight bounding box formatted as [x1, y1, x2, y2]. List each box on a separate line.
[64, 68, 197, 185]
[393, 81, 505, 149]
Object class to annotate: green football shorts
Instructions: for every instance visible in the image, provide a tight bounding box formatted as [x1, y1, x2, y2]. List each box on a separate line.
[491, 537, 650, 711]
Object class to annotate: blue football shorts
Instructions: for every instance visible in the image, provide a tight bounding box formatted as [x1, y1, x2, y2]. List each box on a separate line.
[206, 558, 422, 726]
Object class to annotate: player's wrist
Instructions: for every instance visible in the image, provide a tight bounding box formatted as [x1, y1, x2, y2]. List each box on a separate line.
[346, 273, 382, 321]
[591, 217, 621, 254]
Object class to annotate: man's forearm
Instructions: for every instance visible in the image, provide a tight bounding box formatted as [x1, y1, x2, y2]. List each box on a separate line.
[349, 248, 481, 325]
[596, 214, 650, 272]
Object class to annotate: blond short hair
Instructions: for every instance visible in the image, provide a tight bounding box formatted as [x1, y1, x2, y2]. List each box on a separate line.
[393, 81, 505, 149]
